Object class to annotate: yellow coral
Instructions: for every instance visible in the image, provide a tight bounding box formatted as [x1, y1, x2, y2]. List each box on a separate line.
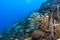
[55, 23, 60, 38]
[25, 37, 32, 40]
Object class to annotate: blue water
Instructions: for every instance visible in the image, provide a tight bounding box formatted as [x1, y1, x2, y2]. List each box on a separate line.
[0, 0, 47, 34]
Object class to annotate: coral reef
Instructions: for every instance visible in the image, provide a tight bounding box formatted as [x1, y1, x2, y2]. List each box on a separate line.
[0, 0, 60, 40]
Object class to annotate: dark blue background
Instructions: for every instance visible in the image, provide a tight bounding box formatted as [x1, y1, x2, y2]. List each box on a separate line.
[0, 0, 47, 34]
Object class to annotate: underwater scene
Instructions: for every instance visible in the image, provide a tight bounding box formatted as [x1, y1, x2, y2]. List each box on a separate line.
[0, 0, 60, 40]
